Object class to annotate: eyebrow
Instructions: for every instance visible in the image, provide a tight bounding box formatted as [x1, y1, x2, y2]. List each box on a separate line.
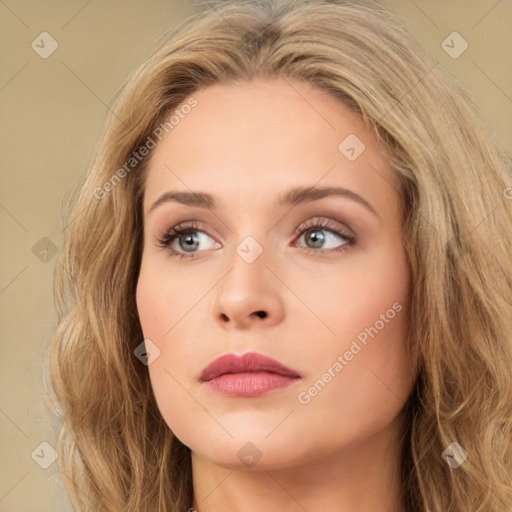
[148, 185, 380, 218]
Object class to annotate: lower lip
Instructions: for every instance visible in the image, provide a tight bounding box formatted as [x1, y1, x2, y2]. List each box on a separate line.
[202, 372, 300, 397]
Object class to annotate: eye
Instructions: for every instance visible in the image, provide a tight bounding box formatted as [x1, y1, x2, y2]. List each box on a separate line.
[293, 217, 356, 254]
[156, 221, 219, 260]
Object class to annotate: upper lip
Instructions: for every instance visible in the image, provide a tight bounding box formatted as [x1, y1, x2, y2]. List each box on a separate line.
[199, 352, 301, 381]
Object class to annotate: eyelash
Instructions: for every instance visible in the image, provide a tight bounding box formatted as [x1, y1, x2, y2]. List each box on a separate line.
[156, 218, 356, 260]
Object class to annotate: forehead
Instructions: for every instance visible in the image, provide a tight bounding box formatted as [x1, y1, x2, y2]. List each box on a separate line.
[142, 78, 397, 217]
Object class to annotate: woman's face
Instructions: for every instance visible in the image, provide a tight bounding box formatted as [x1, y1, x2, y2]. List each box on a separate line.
[136, 78, 415, 470]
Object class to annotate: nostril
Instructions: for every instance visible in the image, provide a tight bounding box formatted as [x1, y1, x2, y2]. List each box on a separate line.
[254, 311, 267, 319]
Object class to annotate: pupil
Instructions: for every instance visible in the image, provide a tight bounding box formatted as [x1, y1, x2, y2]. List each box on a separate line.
[182, 234, 198, 251]
[308, 230, 324, 248]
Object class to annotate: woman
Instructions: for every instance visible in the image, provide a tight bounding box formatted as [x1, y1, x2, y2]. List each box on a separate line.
[47, 0, 512, 510]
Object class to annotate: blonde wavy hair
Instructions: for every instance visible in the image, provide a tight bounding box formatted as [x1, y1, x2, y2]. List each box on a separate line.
[47, 0, 512, 510]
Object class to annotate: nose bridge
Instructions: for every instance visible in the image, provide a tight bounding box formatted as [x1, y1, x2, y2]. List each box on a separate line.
[224, 231, 270, 293]
[225, 200, 288, 288]
[222, 200, 274, 266]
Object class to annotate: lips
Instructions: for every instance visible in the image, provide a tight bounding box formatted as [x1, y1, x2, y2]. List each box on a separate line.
[199, 352, 302, 397]
[199, 352, 301, 381]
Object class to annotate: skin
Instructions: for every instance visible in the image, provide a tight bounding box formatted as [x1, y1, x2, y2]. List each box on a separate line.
[136, 78, 415, 512]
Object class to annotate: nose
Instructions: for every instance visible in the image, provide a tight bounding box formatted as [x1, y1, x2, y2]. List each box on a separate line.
[213, 247, 285, 330]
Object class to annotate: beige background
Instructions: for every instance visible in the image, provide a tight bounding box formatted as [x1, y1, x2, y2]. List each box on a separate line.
[1, 1, 510, 510]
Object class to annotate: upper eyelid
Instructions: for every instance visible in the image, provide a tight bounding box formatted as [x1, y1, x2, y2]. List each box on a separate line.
[162, 217, 353, 243]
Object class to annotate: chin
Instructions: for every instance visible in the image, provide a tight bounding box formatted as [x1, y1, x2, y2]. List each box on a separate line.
[190, 432, 310, 472]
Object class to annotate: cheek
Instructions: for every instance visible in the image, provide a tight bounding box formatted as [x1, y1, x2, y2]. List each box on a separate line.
[343, 239, 410, 337]
[136, 262, 160, 338]
[136, 261, 210, 444]
[135, 257, 190, 340]
[302, 239, 410, 358]
[297, 246, 413, 426]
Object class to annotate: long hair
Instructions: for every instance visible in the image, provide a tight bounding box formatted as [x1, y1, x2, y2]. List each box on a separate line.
[47, 0, 512, 510]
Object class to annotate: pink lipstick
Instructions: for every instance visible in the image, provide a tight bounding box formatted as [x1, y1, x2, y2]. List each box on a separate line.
[199, 352, 301, 397]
